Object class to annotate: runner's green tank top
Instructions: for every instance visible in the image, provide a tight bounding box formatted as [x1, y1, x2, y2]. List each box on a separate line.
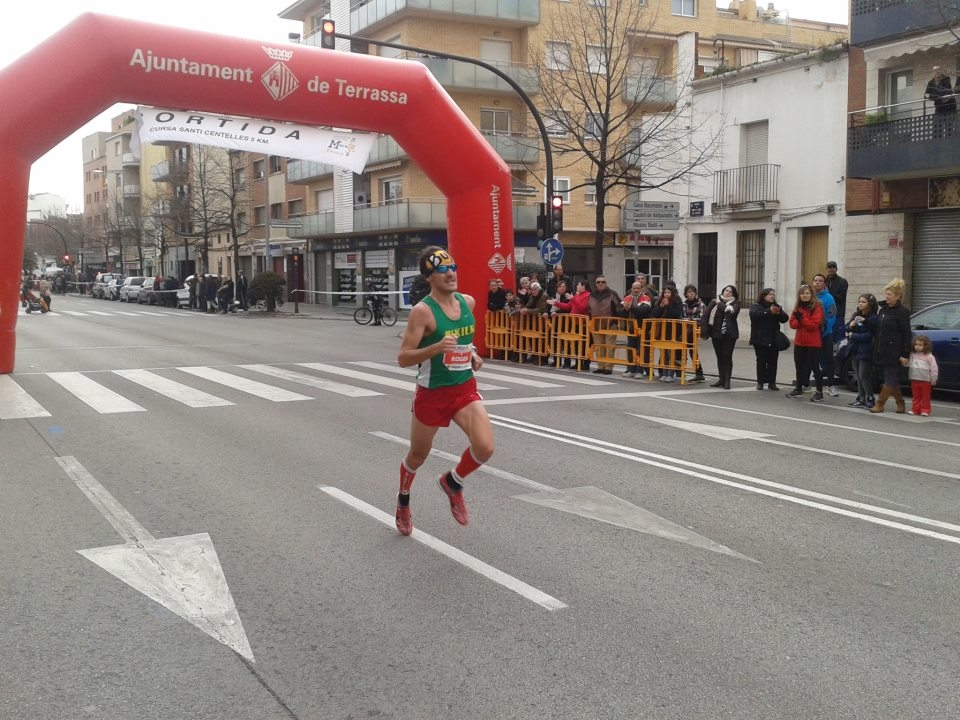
[417, 293, 475, 389]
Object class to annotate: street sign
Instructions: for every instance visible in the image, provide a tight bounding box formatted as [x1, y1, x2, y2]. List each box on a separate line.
[623, 201, 680, 231]
[540, 237, 564, 265]
[690, 201, 705, 217]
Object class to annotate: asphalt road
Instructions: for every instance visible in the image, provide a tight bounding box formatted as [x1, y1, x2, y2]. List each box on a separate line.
[3, 295, 959, 720]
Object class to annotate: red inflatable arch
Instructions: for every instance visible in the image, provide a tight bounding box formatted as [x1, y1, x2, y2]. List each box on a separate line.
[0, 13, 514, 374]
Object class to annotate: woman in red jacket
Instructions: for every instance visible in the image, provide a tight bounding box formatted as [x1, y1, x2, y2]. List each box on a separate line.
[785, 284, 825, 402]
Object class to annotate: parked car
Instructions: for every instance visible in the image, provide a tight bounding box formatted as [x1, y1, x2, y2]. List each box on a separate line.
[91, 272, 122, 299]
[840, 299, 960, 393]
[138, 277, 157, 305]
[118, 276, 149, 303]
[176, 274, 221, 309]
[104, 277, 125, 301]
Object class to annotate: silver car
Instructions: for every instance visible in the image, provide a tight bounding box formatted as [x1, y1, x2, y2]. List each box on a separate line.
[118, 276, 149, 303]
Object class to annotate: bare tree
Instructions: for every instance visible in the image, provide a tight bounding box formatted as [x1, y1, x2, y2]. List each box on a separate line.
[529, 0, 721, 269]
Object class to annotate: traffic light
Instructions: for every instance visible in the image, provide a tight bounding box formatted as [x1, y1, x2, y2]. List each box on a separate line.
[536, 202, 547, 248]
[550, 194, 564, 233]
[292, 248, 301, 266]
[62, 254, 71, 265]
[320, 19, 336, 50]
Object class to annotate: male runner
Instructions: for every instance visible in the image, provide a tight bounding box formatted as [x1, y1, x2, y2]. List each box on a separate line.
[394, 246, 495, 536]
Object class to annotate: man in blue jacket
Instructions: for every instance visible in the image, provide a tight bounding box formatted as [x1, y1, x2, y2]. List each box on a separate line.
[812, 273, 838, 396]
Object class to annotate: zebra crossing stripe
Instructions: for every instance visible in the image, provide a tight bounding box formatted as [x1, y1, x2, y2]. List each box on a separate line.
[47, 372, 146, 414]
[348, 362, 508, 391]
[240, 364, 383, 398]
[87, 311, 114, 316]
[62, 311, 88, 316]
[0, 376, 51, 419]
[296, 362, 418, 392]
[485, 362, 616, 386]
[177, 367, 312, 402]
[135, 311, 169, 317]
[113, 369, 234, 408]
[113, 311, 142, 317]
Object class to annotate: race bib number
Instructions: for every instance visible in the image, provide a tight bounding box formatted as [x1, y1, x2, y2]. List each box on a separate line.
[443, 348, 472, 371]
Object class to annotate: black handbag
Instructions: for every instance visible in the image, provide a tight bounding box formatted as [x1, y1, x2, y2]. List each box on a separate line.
[775, 331, 791, 352]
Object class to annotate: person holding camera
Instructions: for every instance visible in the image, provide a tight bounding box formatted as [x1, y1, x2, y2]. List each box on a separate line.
[846, 293, 879, 408]
[749, 287, 788, 391]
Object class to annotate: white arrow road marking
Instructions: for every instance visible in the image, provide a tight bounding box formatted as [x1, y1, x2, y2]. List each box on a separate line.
[0, 375, 51, 419]
[656, 396, 960, 449]
[318, 486, 567, 611]
[640, 415, 960, 482]
[490, 415, 960, 547]
[513, 486, 756, 562]
[56, 457, 254, 661]
[370, 432, 749, 559]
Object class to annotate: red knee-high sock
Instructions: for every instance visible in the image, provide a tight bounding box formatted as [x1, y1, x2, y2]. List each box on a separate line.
[399, 459, 416, 494]
[453, 447, 482, 483]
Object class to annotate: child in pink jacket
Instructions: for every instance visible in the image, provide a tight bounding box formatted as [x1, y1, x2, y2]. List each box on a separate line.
[907, 334, 939, 416]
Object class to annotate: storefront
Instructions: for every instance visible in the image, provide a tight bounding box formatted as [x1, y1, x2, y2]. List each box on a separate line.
[913, 209, 960, 308]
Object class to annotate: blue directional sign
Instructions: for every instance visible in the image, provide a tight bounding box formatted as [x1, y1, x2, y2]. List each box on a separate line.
[540, 237, 564, 265]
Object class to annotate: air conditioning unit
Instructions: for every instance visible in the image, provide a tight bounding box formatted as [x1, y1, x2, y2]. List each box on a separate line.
[356, 192, 367, 205]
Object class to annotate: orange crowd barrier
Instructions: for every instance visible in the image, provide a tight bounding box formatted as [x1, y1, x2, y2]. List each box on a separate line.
[641, 318, 701, 384]
[550, 313, 590, 370]
[588, 317, 637, 369]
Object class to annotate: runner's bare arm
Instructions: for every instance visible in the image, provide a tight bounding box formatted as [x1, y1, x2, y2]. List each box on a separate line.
[397, 303, 456, 367]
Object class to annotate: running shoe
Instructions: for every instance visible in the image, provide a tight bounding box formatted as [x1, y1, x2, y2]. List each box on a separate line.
[848, 399, 865, 407]
[921, 412, 930, 417]
[438, 472, 469, 526]
[785, 389, 804, 398]
[810, 391, 824, 402]
[827, 386, 840, 397]
[395, 502, 413, 536]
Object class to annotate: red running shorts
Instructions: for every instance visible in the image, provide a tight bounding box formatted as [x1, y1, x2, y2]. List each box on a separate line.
[412, 377, 482, 428]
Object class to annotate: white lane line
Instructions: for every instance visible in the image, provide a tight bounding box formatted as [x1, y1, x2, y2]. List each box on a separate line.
[87, 311, 115, 316]
[61, 311, 89, 316]
[484, 363, 615, 386]
[56, 456, 155, 543]
[657, 396, 960, 449]
[483, 387, 742, 406]
[0, 376, 51, 419]
[113, 369, 234, 408]
[297, 362, 418, 392]
[370, 431, 556, 492]
[240, 364, 383, 398]
[113, 311, 142, 317]
[489, 415, 960, 546]
[135, 311, 169, 317]
[348, 362, 507, 392]
[177, 366, 312, 402]
[47, 372, 146, 414]
[318, 485, 567, 611]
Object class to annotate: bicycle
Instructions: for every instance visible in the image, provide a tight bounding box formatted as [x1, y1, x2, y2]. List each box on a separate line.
[353, 297, 397, 326]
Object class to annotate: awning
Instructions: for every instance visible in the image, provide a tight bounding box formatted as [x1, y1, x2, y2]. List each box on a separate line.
[863, 28, 956, 66]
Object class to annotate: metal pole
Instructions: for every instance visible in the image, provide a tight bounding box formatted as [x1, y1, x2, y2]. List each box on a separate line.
[263, 156, 271, 275]
[333, 33, 554, 198]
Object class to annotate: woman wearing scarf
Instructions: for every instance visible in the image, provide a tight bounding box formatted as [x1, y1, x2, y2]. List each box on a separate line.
[702, 285, 740, 389]
[869, 278, 912, 414]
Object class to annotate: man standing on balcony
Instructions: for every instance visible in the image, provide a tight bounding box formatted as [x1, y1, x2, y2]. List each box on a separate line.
[926, 66, 956, 137]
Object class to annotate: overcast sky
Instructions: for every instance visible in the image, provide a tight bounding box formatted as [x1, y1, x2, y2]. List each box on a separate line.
[4, 1, 848, 212]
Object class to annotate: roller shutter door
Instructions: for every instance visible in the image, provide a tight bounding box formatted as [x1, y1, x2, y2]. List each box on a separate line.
[913, 211, 960, 309]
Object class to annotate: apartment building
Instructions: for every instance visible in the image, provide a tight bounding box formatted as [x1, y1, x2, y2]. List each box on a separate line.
[846, 0, 960, 310]
[278, 0, 845, 302]
[677, 43, 848, 318]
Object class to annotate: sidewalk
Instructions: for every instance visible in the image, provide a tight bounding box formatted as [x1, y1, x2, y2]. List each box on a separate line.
[242, 301, 797, 385]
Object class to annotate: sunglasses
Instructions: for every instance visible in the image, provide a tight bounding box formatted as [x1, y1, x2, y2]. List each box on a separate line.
[434, 264, 457, 273]
[596, 280, 607, 284]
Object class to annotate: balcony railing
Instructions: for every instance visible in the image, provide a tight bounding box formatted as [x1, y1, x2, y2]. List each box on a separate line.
[347, 0, 540, 35]
[122, 184, 141, 197]
[150, 160, 186, 183]
[481, 131, 539, 164]
[847, 98, 960, 180]
[712, 164, 781, 212]
[121, 152, 139, 166]
[623, 76, 677, 107]
[289, 199, 537, 237]
[851, 0, 959, 46]
[288, 135, 408, 183]
[412, 55, 539, 95]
